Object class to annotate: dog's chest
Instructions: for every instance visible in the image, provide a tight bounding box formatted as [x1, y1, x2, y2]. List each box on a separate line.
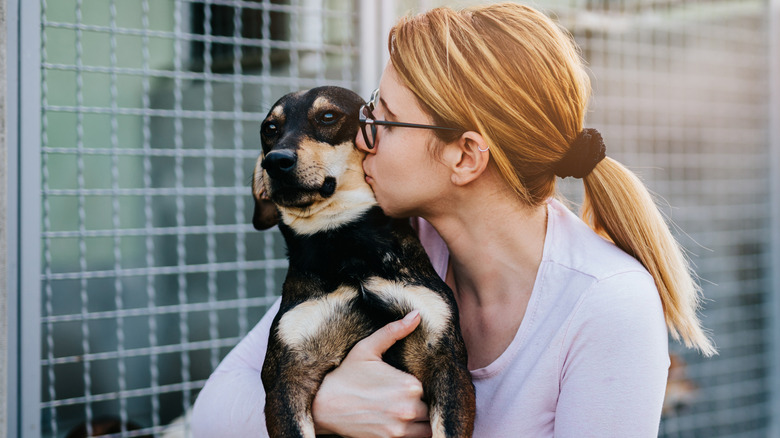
[273, 213, 452, 366]
[276, 276, 451, 354]
[280, 217, 405, 287]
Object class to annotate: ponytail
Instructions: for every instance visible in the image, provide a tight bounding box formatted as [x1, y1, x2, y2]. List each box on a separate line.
[581, 158, 717, 356]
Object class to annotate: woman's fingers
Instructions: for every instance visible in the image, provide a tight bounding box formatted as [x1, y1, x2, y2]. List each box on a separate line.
[348, 310, 421, 360]
[311, 311, 430, 438]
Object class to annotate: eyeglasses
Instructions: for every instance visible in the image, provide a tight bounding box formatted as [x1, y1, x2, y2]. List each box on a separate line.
[359, 89, 461, 149]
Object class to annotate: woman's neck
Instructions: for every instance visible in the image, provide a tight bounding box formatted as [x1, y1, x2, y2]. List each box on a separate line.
[426, 189, 548, 308]
[425, 185, 548, 369]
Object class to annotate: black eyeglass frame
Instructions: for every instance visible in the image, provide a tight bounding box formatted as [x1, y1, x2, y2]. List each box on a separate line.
[359, 89, 461, 149]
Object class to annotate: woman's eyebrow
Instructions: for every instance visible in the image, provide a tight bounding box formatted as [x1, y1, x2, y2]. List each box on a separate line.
[378, 96, 398, 120]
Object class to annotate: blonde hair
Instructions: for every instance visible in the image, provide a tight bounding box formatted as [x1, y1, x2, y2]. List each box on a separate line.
[389, 2, 715, 355]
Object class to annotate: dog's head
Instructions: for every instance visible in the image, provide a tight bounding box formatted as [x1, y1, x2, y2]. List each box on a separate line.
[252, 86, 377, 235]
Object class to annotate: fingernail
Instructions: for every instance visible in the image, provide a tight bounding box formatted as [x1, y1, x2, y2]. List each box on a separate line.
[403, 310, 420, 324]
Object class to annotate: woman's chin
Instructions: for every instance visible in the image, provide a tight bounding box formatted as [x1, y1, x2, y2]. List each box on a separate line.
[376, 201, 409, 219]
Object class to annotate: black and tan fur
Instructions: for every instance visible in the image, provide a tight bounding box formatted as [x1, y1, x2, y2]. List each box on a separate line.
[252, 86, 475, 437]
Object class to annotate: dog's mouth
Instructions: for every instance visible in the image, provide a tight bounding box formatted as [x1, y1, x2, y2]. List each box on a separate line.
[268, 175, 337, 209]
[319, 176, 337, 198]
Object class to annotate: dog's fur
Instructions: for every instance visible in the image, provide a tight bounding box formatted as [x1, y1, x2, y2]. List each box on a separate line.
[252, 86, 475, 437]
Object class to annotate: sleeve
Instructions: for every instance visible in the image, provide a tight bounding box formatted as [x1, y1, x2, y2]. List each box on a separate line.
[191, 298, 281, 438]
[554, 271, 670, 438]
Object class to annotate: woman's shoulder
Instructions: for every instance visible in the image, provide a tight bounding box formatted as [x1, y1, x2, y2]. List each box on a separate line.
[545, 198, 649, 283]
[543, 199, 663, 325]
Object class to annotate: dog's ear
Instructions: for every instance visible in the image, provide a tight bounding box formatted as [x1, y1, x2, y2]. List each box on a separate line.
[253, 197, 280, 231]
[252, 169, 280, 230]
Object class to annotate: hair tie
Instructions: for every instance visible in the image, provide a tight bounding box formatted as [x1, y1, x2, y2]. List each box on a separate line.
[553, 128, 606, 179]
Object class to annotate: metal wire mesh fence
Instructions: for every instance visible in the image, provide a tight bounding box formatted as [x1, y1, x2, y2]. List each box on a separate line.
[36, 0, 358, 436]
[561, 2, 772, 436]
[10, 0, 776, 437]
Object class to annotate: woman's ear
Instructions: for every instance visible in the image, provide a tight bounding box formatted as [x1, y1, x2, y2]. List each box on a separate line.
[442, 131, 490, 186]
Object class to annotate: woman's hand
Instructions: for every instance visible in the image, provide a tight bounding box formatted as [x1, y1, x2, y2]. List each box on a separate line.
[312, 310, 433, 438]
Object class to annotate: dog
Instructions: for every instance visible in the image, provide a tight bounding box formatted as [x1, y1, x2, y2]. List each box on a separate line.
[252, 86, 476, 438]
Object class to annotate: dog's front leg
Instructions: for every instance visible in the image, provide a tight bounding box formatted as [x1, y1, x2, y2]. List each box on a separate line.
[424, 361, 476, 438]
[262, 288, 369, 437]
[399, 329, 476, 438]
[262, 338, 328, 438]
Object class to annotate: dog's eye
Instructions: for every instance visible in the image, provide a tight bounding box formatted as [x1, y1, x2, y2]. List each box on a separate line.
[262, 122, 278, 137]
[318, 112, 340, 125]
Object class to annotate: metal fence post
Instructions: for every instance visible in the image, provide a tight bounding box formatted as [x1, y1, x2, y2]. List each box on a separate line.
[15, 0, 42, 436]
[359, 1, 379, 99]
[769, 0, 780, 435]
[6, 0, 22, 436]
[1, 0, 10, 435]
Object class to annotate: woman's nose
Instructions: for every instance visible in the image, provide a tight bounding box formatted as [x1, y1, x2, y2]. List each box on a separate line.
[356, 130, 375, 154]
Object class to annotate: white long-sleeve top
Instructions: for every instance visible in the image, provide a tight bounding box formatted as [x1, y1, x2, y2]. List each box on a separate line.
[192, 198, 670, 437]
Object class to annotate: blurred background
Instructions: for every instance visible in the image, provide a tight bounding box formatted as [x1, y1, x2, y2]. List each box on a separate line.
[6, 0, 779, 436]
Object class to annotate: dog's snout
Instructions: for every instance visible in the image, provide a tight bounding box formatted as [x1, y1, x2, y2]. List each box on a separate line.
[262, 150, 297, 178]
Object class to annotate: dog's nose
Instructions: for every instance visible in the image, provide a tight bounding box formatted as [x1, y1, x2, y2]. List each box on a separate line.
[262, 150, 297, 178]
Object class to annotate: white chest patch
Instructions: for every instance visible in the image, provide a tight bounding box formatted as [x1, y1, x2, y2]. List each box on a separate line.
[276, 278, 453, 349]
[363, 277, 452, 343]
[277, 286, 359, 348]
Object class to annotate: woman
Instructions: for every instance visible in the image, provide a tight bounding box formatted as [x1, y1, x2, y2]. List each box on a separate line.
[193, 3, 715, 437]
